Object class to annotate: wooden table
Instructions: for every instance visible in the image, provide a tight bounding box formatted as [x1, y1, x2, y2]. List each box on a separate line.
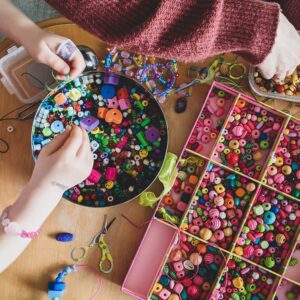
[0, 17, 298, 300]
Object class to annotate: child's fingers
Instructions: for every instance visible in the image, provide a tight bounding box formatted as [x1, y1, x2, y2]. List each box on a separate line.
[42, 46, 70, 76]
[58, 126, 83, 157]
[40, 127, 72, 156]
[69, 51, 86, 79]
[76, 128, 91, 158]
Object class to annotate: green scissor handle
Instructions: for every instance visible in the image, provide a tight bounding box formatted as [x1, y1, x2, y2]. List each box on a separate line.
[71, 245, 91, 262]
[98, 236, 113, 274]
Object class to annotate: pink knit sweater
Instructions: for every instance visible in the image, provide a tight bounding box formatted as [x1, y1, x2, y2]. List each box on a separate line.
[46, 0, 298, 65]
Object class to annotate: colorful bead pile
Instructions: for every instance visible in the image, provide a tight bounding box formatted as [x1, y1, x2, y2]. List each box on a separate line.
[150, 233, 225, 300]
[156, 152, 206, 224]
[213, 98, 284, 179]
[212, 257, 278, 300]
[264, 119, 300, 199]
[186, 87, 235, 157]
[182, 164, 257, 250]
[235, 187, 300, 272]
[32, 72, 167, 207]
[103, 48, 178, 103]
[253, 67, 300, 98]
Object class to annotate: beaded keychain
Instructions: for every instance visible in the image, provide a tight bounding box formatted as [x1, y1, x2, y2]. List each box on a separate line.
[48, 264, 102, 300]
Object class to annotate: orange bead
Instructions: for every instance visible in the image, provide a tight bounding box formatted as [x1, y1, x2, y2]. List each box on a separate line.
[98, 107, 108, 119]
[189, 175, 199, 185]
[197, 243, 207, 254]
[54, 93, 67, 105]
[235, 187, 246, 198]
[105, 109, 123, 124]
[225, 197, 234, 208]
[163, 195, 173, 206]
[236, 99, 246, 108]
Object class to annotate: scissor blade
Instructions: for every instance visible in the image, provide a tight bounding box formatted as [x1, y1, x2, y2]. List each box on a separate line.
[105, 217, 116, 232]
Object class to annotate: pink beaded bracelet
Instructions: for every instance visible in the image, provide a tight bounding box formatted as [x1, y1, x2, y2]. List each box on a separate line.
[0, 206, 41, 239]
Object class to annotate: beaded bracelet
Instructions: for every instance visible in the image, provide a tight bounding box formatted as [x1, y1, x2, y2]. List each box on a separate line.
[0, 206, 41, 238]
[48, 264, 102, 300]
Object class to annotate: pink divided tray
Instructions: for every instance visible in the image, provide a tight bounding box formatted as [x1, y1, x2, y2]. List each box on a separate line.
[122, 82, 300, 300]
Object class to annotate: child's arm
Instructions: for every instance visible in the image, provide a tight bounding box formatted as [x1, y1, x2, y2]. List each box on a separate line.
[0, 126, 93, 273]
[0, 0, 85, 79]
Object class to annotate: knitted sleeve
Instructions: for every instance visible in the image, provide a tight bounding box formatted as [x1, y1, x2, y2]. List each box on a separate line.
[46, 0, 280, 65]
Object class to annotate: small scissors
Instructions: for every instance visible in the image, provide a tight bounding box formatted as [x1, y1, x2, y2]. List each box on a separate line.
[71, 215, 116, 273]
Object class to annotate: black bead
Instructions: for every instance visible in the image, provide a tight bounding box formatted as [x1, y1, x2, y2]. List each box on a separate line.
[175, 97, 187, 113]
[77, 45, 99, 72]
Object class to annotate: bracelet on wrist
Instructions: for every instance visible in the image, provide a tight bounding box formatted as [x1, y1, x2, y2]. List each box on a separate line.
[0, 205, 42, 239]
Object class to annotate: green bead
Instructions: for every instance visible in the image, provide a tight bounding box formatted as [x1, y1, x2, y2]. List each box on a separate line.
[242, 226, 250, 234]
[258, 224, 265, 232]
[292, 189, 300, 199]
[289, 257, 298, 267]
[253, 205, 264, 216]
[260, 240, 269, 249]
[150, 295, 159, 300]
[264, 257, 275, 268]
[239, 262, 247, 269]
[277, 194, 285, 200]
[259, 140, 269, 150]
[181, 289, 188, 300]
[262, 203, 271, 211]
[42, 127, 52, 137]
[287, 291, 296, 300]
[246, 283, 256, 292]
[231, 293, 240, 300]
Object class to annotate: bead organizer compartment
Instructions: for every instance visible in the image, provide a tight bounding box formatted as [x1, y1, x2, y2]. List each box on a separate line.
[156, 152, 207, 225]
[284, 242, 300, 284]
[234, 187, 300, 274]
[263, 119, 300, 199]
[181, 163, 257, 250]
[122, 82, 300, 300]
[31, 72, 168, 207]
[150, 233, 226, 300]
[211, 257, 280, 300]
[185, 87, 236, 157]
[212, 98, 284, 180]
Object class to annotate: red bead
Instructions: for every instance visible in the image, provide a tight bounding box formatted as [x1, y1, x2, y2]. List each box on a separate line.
[226, 152, 239, 165]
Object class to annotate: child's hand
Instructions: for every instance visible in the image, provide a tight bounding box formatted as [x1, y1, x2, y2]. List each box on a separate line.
[258, 12, 300, 80]
[22, 29, 86, 80]
[31, 126, 93, 192]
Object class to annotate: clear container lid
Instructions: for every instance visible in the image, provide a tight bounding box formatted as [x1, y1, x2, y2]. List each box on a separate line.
[0, 46, 55, 103]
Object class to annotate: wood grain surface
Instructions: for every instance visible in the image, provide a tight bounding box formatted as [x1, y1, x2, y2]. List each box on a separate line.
[0, 17, 298, 300]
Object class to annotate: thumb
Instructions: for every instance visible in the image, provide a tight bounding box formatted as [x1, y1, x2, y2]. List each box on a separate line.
[42, 46, 70, 75]
[40, 127, 72, 157]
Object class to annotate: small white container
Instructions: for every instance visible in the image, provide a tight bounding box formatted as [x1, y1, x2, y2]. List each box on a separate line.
[0, 46, 53, 103]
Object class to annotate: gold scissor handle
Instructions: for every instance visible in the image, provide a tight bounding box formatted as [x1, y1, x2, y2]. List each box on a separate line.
[98, 236, 113, 273]
[71, 245, 90, 262]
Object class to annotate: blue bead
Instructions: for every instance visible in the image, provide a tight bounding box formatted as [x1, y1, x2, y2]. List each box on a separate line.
[48, 290, 64, 298]
[271, 206, 280, 214]
[100, 85, 115, 99]
[159, 275, 170, 287]
[48, 281, 66, 291]
[263, 211, 276, 225]
[55, 232, 74, 242]
[51, 120, 64, 133]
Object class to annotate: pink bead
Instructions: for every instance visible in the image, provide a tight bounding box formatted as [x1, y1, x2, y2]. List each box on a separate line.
[159, 288, 171, 300]
[105, 167, 117, 181]
[174, 283, 184, 294]
[209, 208, 219, 218]
[118, 98, 131, 110]
[214, 230, 224, 241]
[243, 245, 254, 258]
[88, 169, 102, 183]
[173, 261, 184, 272]
[4, 222, 22, 235]
[187, 285, 200, 297]
[232, 125, 244, 137]
[247, 219, 257, 230]
[107, 96, 119, 108]
[274, 173, 285, 184]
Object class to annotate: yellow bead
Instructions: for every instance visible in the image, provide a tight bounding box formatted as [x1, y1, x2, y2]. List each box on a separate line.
[77, 195, 83, 203]
[105, 181, 114, 189]
[234, 246, 244, 256]
[276, 233, 286, 245]
[233, 277, 244, 289]
[132, 93, 141, 101]
[199, 228, 212, 241]
[169, 295, 180, 300]
[91, 127, 100, 135]
[214, 184, 225, 194]
[152, 283, 163, 295]
[224, 227, 233, 237]
[139, 149, 148, 158]
[275, 157, 284, 167]
[229, 140, 240, 150]
[282, 165, 292, 175]
[253, 151, 262, 161]
[68, 88, 81, 101]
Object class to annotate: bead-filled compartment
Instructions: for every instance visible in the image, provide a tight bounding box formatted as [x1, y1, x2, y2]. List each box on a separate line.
[185, 86, 236, 158]
[181, 163, 257, 250]
[150, 233, 226, 300]
[283, 241, 300, 284]
[211, 256, 280, 300]
[156, 151, 207, 226]
[32, 72, 168, 207]
[234, 187, 300, 274]
[263, 118, 300, 200]
[212, 97, 285, 180]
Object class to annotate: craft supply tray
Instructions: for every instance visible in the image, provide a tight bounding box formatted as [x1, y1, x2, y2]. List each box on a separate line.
[122, 82, 300, 300]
